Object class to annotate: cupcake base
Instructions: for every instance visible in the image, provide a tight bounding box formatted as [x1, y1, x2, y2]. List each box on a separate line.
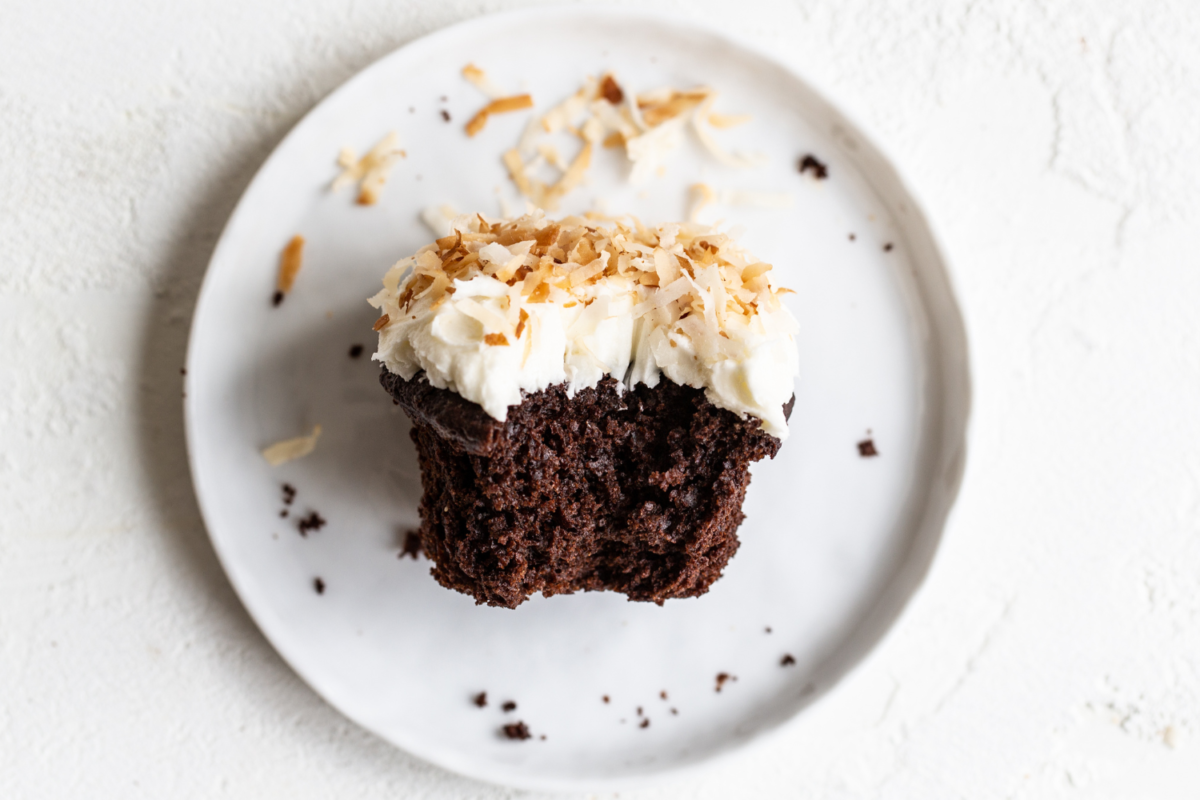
[383, 369, 790, 609]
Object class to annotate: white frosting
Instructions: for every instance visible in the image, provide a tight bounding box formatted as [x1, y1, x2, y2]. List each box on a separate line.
[369, 213, 800, 438]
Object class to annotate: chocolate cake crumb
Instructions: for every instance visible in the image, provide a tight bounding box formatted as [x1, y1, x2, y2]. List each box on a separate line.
[501, 701, 517, 713]
[399, 529, 422, 559]
[539, 735, 546, 741]
[765, 626, 772, 633]
[799, 154, 828, 179]
[715, 672, 737, 693]
[349, 344, 364, 359]
[857, 438, 879, 457]
[639, 718, 650, 729]
[602, 695, 610, 704]
[313, 577, 325, 594]
[440, 109, 451, 122]
[883, 242, 894, 252]
[848, 233, 856, 241]
[384, 373, 790, 608]
[297, 511, 326, 536]
[282, 484, 296, 505]
[272, 290, 284, 307]
[659, 691, 668, 700]
[473, 692, 488, 708]
[279, 510, 287, 518]
[670, 708, 678, 715]
[780, 654, 796, 667]
[502, 722, 531, 740]
[637, 706, 643, 716]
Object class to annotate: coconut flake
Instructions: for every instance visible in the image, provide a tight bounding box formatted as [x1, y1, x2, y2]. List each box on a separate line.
[332, 132, 404, 204]
[466, 94, 535, 138]
[691, 95, 766, 169]
[462, 63, 506, 99]
[720, 189, 794, 209]
[262, 425, 322, 467]
[421, 204, 459, 238]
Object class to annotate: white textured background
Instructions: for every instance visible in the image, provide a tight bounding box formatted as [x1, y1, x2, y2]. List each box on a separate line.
[3, 0, 1199, 797]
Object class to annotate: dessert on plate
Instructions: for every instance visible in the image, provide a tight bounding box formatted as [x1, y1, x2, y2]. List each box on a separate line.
[369, 211, 799, 608]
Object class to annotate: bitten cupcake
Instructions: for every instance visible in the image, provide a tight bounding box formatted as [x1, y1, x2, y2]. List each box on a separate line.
[369, 211, 799, 608]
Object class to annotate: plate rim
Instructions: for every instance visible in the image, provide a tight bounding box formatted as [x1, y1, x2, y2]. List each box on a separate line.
[183, 4, 973, 791]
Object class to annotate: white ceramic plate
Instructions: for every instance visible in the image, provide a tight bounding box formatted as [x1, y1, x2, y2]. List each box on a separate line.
[185, 7, 969, 792]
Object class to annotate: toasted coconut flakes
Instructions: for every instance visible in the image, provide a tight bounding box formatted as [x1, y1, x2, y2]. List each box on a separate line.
[720, 189, 794, 209]
[541, 81, 593, 133]
[581, 116, 604, 144]
[502, 148, 547, 207]
[456, 298, 510, 333]
[517, 116, 542, 158]
[541, 141, 593, 210]
[379, 214, 801, 381]
[333, 132, 404, 204]
[277, 235, 306, 295]
[638, 87, 712, 127]
[466, 94, 535, 137]
[462, 63, 506, 99]
[373, 314, 391, 331]
[602, 131, 625, 148]
[708, 112, 752, 129]
[537, 142, 569, 171]
[599, 74, 624, 104]
[262, 425, 322, 467]
[692, 96, 766, 169]
[625, 115, 689, 184]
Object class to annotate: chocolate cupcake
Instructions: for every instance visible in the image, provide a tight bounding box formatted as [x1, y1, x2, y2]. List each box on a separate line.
[369, 212, 798, 608]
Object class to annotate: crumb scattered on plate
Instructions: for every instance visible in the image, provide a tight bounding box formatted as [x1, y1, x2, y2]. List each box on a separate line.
[501, 701, 517, 712]
[399, 529, 422, 559]
[780, 654, 796, 666]
[297, 511, 327, 536]
[313, 577, 325, 594]
[502, 722, 531, 741]
[348, 344, 364, 359]
[858, 438, 879, 457]
[798, 153, 828, 179]
[473, 692, 488, 708]
[715, 672, 737, 693]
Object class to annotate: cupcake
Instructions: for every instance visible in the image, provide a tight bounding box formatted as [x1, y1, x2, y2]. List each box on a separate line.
[369, 212, 799, 608]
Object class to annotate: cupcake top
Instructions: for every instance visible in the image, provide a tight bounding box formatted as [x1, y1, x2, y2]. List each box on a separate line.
[369, 211, 799, 438]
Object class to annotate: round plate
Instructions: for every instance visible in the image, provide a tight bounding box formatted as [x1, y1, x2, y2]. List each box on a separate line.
[185, 6, 970, 792]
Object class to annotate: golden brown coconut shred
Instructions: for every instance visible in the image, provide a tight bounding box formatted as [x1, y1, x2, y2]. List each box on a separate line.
[379, 213, 794, 350]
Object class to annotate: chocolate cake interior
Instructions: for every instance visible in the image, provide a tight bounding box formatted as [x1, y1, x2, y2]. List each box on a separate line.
[385, 370, 792, 608]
